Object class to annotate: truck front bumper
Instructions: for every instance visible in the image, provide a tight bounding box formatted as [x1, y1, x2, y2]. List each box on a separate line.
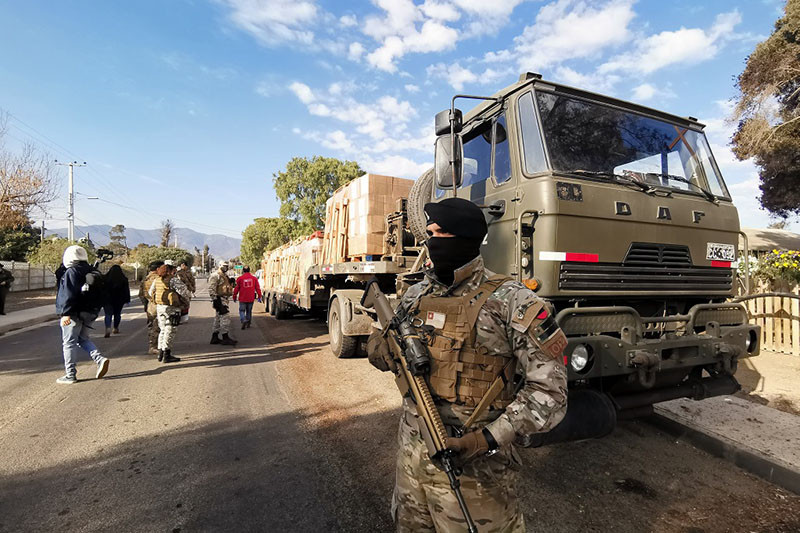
[555, 302, 760, 385]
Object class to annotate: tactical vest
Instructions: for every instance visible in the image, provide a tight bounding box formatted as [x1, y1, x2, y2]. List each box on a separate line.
[215, 273, 233, 297]
[414, 275, 515, 409]
[154, 276, 181, 307]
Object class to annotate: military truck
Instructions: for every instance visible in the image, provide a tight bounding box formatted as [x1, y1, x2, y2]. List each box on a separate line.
[270, 73, 761, 444]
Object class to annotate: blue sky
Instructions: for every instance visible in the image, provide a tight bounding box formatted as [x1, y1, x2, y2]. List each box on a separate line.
[0, 0, 792, 240]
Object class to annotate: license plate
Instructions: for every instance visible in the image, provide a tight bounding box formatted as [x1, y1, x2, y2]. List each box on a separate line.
[706, 242, 735, 261]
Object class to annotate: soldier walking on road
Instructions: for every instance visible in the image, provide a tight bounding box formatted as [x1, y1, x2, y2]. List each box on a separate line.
[208, 261, 237, 346]
[367, 198, 568, 532]
[139, 261, 164, 356]
[0, 263, 14, 315]
[148, 262, 190, 363]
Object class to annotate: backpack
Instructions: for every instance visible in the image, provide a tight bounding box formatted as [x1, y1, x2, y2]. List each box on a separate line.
[81, 269, 107, 316]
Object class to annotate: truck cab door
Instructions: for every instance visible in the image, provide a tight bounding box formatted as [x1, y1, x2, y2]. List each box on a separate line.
[457, 112, 517, 276]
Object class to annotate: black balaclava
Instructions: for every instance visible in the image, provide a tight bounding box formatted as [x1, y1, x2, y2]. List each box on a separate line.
[424, 198, 488, 286]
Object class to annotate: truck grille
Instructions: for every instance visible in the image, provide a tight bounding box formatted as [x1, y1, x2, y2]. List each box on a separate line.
[559, 263, 732, 291]
[624, 243, 692, 267]
[559, 242, 731, 292]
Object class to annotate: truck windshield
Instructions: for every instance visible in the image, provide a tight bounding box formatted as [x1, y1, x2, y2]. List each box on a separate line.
[531, 91, 730, 199]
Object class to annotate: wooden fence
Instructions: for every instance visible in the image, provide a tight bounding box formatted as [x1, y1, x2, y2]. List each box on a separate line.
[743, 293, 800, 356]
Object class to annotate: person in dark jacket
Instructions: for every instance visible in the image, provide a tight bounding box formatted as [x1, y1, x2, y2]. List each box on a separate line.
[102, 264, 130, 337]
[0, 263, 13, 315]
[55, 245, 110, 384]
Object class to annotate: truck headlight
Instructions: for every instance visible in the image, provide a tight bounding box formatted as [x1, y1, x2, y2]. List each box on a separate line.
[570, 344, 591, 372]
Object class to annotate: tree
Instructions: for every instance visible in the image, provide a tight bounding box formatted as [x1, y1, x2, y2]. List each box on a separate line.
[128, 244, 192, 268]
[273, 156, 363, 233]
[240, 217, 303, 269]
[28, 237, 94, 267]
[203, 244, 214, 273]
[0, 114, 58, 229]
[160, 219, 174, 247]
[108, 224, 128, 257]
[0, 221, 41, 260]
[730, 1, 800, 217]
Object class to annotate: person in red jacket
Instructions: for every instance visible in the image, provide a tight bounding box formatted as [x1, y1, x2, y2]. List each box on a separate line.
[232, 266, 262, 329]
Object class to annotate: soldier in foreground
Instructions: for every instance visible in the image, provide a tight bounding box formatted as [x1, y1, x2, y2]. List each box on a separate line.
[367, 198, 568, 532]
[208, 261, 237, 346]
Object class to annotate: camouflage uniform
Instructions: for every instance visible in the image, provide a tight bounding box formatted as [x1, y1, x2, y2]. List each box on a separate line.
[391, 255, 568, 532]
[150, 275, 191, 351]
[139, 271, 160, 352]
[208, 269, 233, 335]
[177, 267, 195, 294]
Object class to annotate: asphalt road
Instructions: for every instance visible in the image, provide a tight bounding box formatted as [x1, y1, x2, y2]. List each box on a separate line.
[1, 280, 799, 532]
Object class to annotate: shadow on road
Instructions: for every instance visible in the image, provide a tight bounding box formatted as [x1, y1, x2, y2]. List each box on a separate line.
[105, 342, 326, 380]
[0, 408, 396, 533]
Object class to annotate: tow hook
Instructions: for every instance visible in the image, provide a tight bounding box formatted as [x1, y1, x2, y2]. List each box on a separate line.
[629, 350, 660, 389]
[715, 343, 740, 375]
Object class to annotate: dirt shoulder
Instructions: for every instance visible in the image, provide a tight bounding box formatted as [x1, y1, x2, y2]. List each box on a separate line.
[4, 288, 57, 313]
[735, 349, 800, 415]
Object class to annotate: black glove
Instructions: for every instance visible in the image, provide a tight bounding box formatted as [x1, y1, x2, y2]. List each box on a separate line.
[212, 297, 222, 312]
[366, 330, 391, 372]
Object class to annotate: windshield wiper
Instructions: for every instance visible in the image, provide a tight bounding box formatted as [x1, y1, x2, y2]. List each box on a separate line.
[646, 173, 718, 204]
[567, 170, 659, 195]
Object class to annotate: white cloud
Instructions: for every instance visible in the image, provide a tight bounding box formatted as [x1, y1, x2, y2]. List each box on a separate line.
[348, 42, 365, 61]
[600, 11, 742, 75]
[360, 154, 432, 179]
[427, 62, 478, 91]
[222, 0, 318, 46]
[506, 0, 637, 71]
[339, 14, 357, 27]
[421, 1, 461, 22]
[289, 81, 315, 104]
[289, 82, 417, 140]
[428, 62, 511, 90]
[405, 84, 420, 93]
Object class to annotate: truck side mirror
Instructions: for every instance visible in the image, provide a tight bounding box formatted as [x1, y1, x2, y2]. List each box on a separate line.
[434, 134, 463, 189]
[435, 108, 463, 136]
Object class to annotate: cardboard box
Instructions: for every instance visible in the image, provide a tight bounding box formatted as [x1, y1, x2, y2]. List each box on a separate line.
[348, 233, 386, 257]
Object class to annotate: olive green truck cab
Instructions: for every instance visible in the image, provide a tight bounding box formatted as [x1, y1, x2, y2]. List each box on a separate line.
[409, 72, 760, 444]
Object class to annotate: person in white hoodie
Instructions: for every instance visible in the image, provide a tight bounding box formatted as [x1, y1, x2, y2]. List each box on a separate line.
[54, 245, 109, 384]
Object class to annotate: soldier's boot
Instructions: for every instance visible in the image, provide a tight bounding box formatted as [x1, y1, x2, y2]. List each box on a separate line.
[148, 346, 159, 356]
[221, 333, 237, 346]
[162, 349, 180, 363]
[157, 349, 164, 362]
[210, 332, 221, 344]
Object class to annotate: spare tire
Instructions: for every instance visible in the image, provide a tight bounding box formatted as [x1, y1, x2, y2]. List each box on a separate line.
[408, 168, 434, 243]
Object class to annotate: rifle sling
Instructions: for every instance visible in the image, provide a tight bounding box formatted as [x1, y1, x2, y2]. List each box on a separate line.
[461, 358, 515, 432]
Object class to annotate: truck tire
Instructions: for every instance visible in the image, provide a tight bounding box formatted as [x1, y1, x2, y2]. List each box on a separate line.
[328, 297, 357, 358]
[269, 296, 277, 316]
[408, 167, 434, 243]
[275, 299, 292, 320]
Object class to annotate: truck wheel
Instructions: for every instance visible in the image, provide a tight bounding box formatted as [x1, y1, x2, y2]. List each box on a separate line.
[275, 300, 291, 320]
[269, 296, 277, 316]
[408, 167, 434, 243]
[329, 297, 357, 358]
[264, 294, 271, 314]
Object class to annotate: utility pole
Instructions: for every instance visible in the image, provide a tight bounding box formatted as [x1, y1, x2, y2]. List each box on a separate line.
[174, 234, 178, 248]
[40, 220, 45, 242]
[55, 160, 87, 242]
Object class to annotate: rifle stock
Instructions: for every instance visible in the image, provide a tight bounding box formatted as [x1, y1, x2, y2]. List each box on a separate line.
[361, 280, 478, 533]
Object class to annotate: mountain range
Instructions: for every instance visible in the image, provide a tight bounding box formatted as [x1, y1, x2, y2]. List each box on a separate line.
[46, 225, 242, 260]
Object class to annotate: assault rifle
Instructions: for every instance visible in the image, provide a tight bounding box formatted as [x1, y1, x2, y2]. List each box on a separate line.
[361, 280, 478, 533]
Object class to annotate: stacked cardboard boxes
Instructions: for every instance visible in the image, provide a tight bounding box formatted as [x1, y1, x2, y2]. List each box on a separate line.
[322, 173, 413, 263]
[261, 232, 324, 297]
